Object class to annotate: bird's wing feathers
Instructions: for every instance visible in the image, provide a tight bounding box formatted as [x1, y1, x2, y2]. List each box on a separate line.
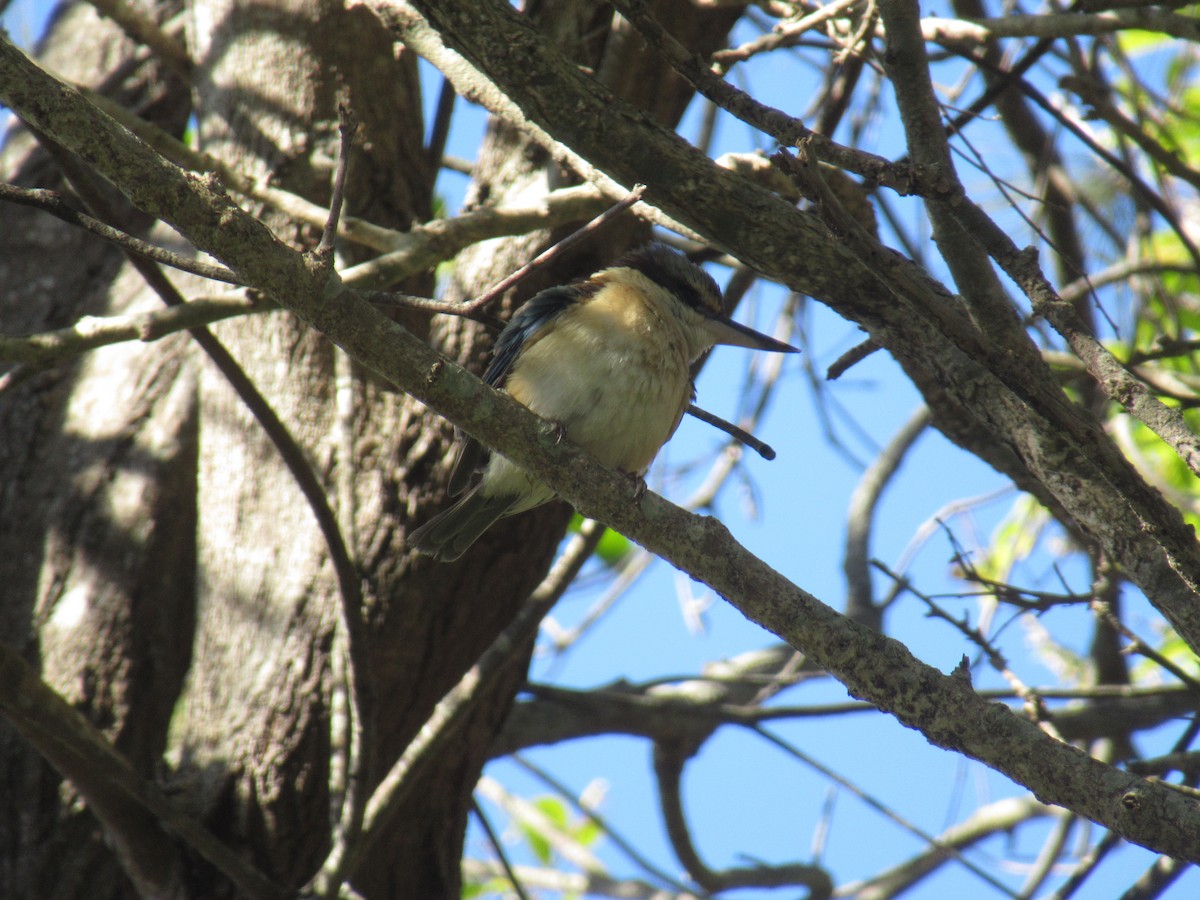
[446, 439, 486, 496]
[482, 284, 584, 387]
[446, 284, 585, 496]
[408, 483, 520, 561]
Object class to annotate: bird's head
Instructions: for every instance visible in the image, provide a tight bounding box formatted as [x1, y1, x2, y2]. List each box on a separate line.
[609, 243, 799, 356]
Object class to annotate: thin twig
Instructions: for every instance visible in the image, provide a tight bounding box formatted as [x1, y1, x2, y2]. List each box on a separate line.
[964, 51, 1200, 270]
[842, 797, 1053, 899]
[0, 182, 241, 284]
[339, 183, 611, 283]
[1059, 260, 1197, 305]
[827, 337, 881, 379]
[471, 799, 531, 900]
[938, 37, 1054, 141]
[1065, 73, 1200, 195]
[0, 292, 266, 368]
[317, 104, 358, 258]
[1091, 601, 1200, 693]
[712, 0, 864, 71]
[612, 0, 931, 193]
[356, 289, 506, 331]
[465, 184, 647, 313]
[1046, 830, 1122, 899]
[511, 755, 698, 896]
[686, 403, 776, 460]
[873, 559, 1063, 739]
[753, 725, 1022, 898]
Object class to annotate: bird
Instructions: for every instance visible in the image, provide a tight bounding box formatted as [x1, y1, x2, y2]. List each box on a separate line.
[409, 242, 799, 561]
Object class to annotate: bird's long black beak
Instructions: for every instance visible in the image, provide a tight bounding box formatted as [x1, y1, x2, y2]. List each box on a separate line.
[703, 314, 799, 353]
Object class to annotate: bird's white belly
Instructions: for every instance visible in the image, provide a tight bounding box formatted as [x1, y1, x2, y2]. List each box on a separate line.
[506, 327, 691, 475]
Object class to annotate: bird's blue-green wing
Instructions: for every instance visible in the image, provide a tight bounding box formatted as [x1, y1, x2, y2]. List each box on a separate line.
[447, 283, 585, 496]
[482, 284, 585, 387]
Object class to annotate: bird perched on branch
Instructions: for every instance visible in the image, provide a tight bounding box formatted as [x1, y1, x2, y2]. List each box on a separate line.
[410, 242, 798, 561]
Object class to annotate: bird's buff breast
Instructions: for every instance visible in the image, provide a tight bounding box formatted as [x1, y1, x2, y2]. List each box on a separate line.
[504, 289, 693, 474]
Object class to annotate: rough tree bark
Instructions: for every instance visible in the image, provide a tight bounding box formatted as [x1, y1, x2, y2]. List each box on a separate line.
[0, 4, 194, 896]
[0, 1, 740, 896]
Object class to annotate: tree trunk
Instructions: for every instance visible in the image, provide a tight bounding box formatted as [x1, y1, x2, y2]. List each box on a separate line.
[1, 0, 740, 895]
[0, 3, 193, 896]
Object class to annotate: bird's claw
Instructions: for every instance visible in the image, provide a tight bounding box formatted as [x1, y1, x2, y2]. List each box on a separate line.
[629, 473, 648, 503]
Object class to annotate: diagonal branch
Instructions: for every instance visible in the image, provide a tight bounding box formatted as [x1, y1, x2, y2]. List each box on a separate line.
[945, 195, 1200, 481]
[0, 182, 241, 284]
[0, 292, 265, 369]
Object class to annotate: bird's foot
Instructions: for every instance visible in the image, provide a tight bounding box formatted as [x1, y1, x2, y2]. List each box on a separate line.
[627, 472, 648, 503]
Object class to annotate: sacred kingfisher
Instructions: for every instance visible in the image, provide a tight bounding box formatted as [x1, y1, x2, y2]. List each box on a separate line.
[410, 242, 798, 561]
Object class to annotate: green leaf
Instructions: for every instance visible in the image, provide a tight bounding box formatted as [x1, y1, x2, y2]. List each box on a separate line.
[534, 795, 569, 830]
[566, 514, 633, 566]
[1112, 414, 1200, 532]
[1133, 627, 1200, 682]
[513, 795, 570, 865]
[574, 818, 602, 848]
[1115, 29, 1171, 56]
[518, 820, 553, 866]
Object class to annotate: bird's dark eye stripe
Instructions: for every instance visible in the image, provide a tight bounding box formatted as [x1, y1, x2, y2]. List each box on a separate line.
[673, 281, 703, 309]
[620, 245, 715, 308]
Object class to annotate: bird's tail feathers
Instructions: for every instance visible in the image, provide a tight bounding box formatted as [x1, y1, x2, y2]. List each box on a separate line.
[408, 487, 517, 562]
